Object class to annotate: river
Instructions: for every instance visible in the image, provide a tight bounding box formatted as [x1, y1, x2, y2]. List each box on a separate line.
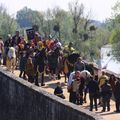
[96, 44, 120, 75]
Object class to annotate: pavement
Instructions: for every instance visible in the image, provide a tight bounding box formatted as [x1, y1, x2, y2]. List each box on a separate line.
[3, 67, 120, 120]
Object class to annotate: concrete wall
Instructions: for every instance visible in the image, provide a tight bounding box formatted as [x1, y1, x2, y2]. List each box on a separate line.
[0, 67, 103, 120]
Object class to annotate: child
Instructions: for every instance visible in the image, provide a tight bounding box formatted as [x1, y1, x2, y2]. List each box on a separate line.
[54, 82, 65, 99]
[26, 57, 34, 83]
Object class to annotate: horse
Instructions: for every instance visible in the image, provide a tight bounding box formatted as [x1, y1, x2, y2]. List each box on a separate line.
[63, 53, 80, 82]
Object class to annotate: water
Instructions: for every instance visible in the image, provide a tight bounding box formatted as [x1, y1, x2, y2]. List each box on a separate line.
[101, 59, 120, 74]
[97, 45, 120, 75]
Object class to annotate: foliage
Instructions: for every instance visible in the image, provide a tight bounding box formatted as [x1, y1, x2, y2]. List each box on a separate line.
[109, 27, 120, 61]
[0, 4, 17, 40]
[108, 1, 120, 61]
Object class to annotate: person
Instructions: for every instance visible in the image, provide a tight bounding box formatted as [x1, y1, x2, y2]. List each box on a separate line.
[12, 31, 21, 46]
[7, 46, 16, 73]
[64, 42, 75, 56]
[34, 42, 46, 86]
[101, 80, 112, 112]
[99, 71, 108, 88]
[80, 70, 91, 103]
[87, 76, 99, 111]
[68, 71, 81, 104]
[19, 51, 27, 79]
[98, 71, 108, 105]
[109, 74, 116, 95]
[114, 78, 120, 112]
[3, 34, 12, 65]
[26, 57, 34, 83]
[48, 50, 58, 80]
[78, 77, 85, 105]
[74, 57, 85, 72]
[54, 82, 65, 99]
[67, 71, 76, 86]
[33, 32, 41, 46]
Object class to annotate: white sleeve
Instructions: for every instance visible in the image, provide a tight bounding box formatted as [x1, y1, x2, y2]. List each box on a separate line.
[8, 49, 12, 58]
[67, 72, 75, 86]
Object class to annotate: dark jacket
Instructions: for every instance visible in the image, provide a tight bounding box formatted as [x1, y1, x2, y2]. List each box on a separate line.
[54, 86, 63, 95]
[19, 54, 27, 71]
[114, 81, 120, 99]
[54, 86, 65, 99]
[87, 79, 99, 94]
[101, 83, 112, 99]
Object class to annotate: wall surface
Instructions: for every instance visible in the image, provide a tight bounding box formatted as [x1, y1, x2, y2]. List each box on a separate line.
[0, 67, 103, 120]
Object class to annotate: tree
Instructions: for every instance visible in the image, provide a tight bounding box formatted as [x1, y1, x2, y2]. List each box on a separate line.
[69, 0, 84, 34]
[108, 1, 120, 61]
[16, 7, 33, 28]
[0, 4, 17, 40]
[44, 9, 54, 36]
[68, 0, 93, 54]
[52, 7, 68, 41]
[109, 27, 120, 61]
[16, 7, 44, 33]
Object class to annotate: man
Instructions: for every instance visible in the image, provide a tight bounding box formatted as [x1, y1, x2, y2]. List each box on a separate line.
[64, 42, 75, 56]
[74, 57, 85, 72]
[114, 78, 120, 112]
[101, 80, 112, 112]
[67, 71, 81, 104]
[12, 31, 21, 46]
[34, 41, 46, 86]
[87, 76, 99, 111]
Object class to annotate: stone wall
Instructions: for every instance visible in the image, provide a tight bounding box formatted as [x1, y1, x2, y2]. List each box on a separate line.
[0, 67, 103, 120]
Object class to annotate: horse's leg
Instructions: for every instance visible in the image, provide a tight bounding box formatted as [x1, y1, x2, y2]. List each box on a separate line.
[64, 73, 67, 83]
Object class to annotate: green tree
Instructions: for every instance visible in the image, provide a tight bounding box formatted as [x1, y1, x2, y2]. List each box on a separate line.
[16, 7, 44, 33]
[108, 1, 120, 61]
[0, 4, 17, 40]
[110, 27, 120, 61]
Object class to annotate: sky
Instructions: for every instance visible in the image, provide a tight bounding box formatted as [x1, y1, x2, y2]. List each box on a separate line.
[0, 0, 118, 21]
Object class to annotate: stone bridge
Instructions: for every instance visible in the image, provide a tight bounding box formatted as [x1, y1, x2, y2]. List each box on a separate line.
[0, 67, 103, 120]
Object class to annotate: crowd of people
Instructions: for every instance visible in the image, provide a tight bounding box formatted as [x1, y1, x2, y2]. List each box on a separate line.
[0, 30, 120, 113]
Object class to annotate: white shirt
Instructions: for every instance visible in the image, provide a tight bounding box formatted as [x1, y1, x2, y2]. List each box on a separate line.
[67, 71, 75, 86]
[8, 47, 16, 59]
[67, 70, 91, 86]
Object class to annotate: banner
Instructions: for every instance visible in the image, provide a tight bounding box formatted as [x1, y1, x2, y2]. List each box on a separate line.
[26, 28, 35, 41]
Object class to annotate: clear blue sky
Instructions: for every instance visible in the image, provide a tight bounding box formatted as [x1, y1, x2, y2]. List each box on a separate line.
[1, 0, 118, 21]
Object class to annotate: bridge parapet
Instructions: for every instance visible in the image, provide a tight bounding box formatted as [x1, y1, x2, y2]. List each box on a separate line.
[0, 67, 103, 120]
